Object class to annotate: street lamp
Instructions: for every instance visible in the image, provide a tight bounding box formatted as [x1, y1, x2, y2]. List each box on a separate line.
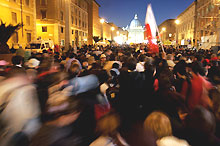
[100, 18, 105, 41]
[100, 18, 105, 24]
[162, 27, 166, 32]
[175, 19, 180, 25]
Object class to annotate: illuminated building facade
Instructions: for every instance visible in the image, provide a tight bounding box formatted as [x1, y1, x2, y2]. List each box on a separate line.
[125, 14, 144, 44]
[0, 0, 36, 48]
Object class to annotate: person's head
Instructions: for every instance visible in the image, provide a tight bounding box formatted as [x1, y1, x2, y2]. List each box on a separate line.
[126, 57, 137, 71]
[190, 61, 205, 75]
[12, 55, 23, 66]
[100, 54, 106, 62]
[144, 58, 156, 76]
[144, 111, 172, 139]
[68, 63, 80, 78]
[27, 58, 40, 69]
[138, 54, 147, 62]
[112, 62, 120, 69]
[173, 60, 187, 76]
[96, 112, 120, 137]
[166, 54, 174, 61]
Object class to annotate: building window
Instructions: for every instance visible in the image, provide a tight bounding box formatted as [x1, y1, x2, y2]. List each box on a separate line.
[61, 11, 64, 21]
[71, 16, 74, 24]
[12, 12, 17, 24]
[75, 18, 77, 25]
[41, 0, 47, 6]
[79, 20, 81, 27]
[61, 27, 64, 33]
[42, 26, 47, 32]
[26, 16, 30, 26]
[25, 0, 29, 6]
[41, 10, 46, 19]
[27, 33, 31, 43]
[61, 40, 65, 46]
[13, 32, 18, 43]
[72, 30, 74, 34]
[75, 8, 77, 15]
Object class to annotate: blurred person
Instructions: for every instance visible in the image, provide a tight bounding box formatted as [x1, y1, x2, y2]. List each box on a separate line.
[0, 67, 40, 146]
[90, 112, 157, 146]
[0, 60, 9, 81]
[29, 95, 82, 146]
[66, 53, 82, 72]
[98, 54, 107, 68]
[68, 62, 81, 79]
[11, 55, 24, 69]
[181, 61, 213, 111]
[136, 54, 147, 72]
[16, 45, 25, 58]
[166, 54, 176, 70]
[144, 111, 190, 146]
[182, 106, 220, 146]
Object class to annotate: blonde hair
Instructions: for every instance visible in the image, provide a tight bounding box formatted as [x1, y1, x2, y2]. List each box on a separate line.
[96, 113, 120, 137]
[144, 111, 172, 139]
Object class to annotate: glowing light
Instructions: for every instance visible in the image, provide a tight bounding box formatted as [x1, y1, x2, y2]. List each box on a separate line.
[162, 27, 166, 32]
[111, 27, 115, 31]
[175, 20, 180, 25]
[100, 18, 105, 24]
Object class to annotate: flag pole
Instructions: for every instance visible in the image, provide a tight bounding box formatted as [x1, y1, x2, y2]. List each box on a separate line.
[156, 26, 165, 53]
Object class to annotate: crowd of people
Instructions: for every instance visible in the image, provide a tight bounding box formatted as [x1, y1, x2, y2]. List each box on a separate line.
[0, 44, 220, 146]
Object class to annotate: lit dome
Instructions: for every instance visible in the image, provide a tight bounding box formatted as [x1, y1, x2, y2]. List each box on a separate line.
[129, 14, 142, 29]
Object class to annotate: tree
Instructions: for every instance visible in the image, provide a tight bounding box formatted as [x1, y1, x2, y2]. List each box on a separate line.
[93, 36, 102, 44]
[0, 21, 22, 54]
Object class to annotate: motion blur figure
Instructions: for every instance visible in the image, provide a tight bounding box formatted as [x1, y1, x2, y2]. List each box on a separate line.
[0, 67, 40, 146]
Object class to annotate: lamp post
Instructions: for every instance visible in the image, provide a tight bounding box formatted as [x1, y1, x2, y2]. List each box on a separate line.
[175, 19, 180, 49]
[100, 18, 105, 42]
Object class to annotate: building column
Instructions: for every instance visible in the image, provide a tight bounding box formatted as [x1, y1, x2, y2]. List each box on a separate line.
[65, 0, 71, 51]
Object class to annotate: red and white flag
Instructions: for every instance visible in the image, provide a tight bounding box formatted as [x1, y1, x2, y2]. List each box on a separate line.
[145, 4, 159, 53]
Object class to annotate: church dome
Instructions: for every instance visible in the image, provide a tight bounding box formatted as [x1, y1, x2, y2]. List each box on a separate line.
[129, 14, 142, 29]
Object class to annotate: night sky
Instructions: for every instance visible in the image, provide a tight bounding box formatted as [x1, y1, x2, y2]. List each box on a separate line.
[96, 0, 195, 27]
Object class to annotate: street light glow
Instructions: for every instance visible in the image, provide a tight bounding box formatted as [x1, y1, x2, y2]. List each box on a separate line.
[100, 18, 105, 24]
[162, 27, 166, 32]
[175, 19, 180, 25]
[111, 27, 115, 31]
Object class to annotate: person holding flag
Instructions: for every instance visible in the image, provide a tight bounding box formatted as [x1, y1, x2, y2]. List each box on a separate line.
[145, 4, 164, 54]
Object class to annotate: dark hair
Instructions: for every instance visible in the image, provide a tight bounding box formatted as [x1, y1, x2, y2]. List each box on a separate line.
[11, 55, 23, 65]
[112, 62, 120, 69]
[126, 57, 137, 71]
[191, 61, 205, 75]
[173, 60, 187, 76]
[138, 54, 146, 62]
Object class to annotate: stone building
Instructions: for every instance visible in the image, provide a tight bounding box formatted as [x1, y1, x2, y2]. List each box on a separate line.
[36, 0, 88, 49]
[176, 2, 196, 47]
[158, 19, 176, 46]
[196, 0, 220, 49]
[0, 0, 36, 48]
[125, 14, 144, 44]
